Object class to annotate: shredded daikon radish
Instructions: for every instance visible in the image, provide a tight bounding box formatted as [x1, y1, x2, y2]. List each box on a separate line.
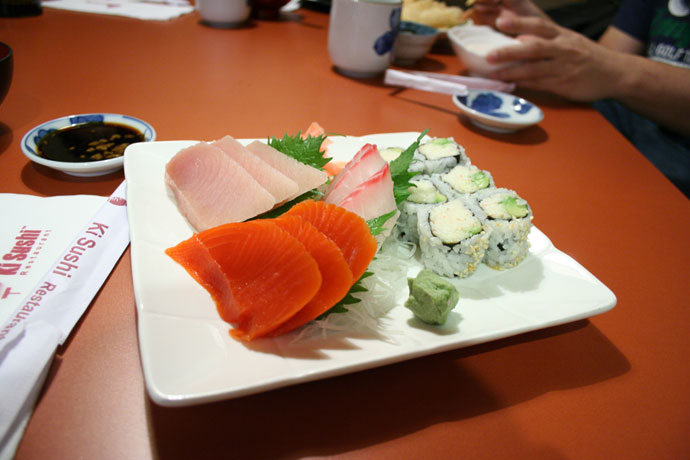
[291, 242, 413, 342]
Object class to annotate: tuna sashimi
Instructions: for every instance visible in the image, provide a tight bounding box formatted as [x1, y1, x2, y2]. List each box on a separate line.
[212, 136, 299, 203]
[325, 144, 387, 206]
[165, 142, 275, 231]
[245, 140, 328, 199]
[285, 200, 377, 281]
[166, 220, 322, 341]
[269, 215, 353, 336]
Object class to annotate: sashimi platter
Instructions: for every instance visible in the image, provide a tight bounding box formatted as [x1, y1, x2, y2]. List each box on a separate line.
[125, 126, 616, 406]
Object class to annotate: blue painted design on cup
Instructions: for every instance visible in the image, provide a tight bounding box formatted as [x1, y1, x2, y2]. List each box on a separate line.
[373, 8, 401, 56]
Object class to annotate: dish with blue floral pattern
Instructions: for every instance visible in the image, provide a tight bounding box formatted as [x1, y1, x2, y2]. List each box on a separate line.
[452, 89, 543, 133]
[21, 113, 155, 177]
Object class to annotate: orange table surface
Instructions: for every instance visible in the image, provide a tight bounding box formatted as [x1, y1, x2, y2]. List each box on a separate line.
[2, 7, 689, 460]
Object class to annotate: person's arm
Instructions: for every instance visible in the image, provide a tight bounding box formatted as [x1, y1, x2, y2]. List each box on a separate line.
[598, 25, 645, 54]
[486, 14, 690, 136]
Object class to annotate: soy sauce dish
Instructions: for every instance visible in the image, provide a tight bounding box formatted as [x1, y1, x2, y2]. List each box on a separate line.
[21, 113, 156, 176]
[452, 89, 543, 133]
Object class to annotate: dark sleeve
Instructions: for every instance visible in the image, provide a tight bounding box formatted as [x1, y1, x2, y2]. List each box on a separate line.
[611, 0, 656, 43]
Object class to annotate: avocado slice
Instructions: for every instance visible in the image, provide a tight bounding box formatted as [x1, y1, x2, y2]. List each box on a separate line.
[471, 171, 490, 189]
[502, 196, 529, 218]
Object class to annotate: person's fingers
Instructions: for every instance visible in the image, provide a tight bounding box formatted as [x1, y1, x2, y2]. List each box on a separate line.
[495, 12, 560, 39]
[489, 58, 558, 83]
[487, 35, 562, 63]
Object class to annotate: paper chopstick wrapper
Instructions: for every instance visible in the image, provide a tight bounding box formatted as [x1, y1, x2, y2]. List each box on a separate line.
[43, 0, 194, 20]
[384, 69, 516, 95]
[0, 182, 130, 459]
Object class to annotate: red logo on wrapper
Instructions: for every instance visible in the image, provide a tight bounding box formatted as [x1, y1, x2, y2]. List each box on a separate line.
[108, 196, 126, 206]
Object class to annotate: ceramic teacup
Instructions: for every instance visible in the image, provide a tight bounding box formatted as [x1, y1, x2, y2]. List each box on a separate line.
[328, 0, 402, 78]
[197, 0, 251, 28]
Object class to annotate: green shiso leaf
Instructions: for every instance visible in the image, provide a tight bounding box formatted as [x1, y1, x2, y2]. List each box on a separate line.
[254, 189, 322, 220]
[389, 130, 428, 205]
[318, 271, 374, 318]
[268, 131, 331, 170]
[367, 210, 397, 237]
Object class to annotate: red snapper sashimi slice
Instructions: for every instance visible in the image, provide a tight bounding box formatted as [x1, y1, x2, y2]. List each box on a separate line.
[337, 163, 399, 243]
[166, 220, 322, 341]
[212, 135, 299, 203]
[324, 144, 387, 206]
[285, 200, 377, 281]
[269, 215, 354, 336]
[245, 141, 328, 200]
[337, 163, 396, 221]
[165, 142, 276, 231]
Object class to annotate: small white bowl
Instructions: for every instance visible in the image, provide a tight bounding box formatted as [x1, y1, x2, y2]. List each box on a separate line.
[447, 22, 520, 76]
[452, 89, 543, 133]
[21, 113, 156, 177]
[394, 21, 439, 65]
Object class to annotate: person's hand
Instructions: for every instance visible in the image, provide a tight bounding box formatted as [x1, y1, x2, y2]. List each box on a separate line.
[470, 0, 546, 28]
[485, 12, 624, 102]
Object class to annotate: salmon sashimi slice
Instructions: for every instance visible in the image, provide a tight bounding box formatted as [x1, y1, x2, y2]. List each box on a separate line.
[269, 215, 354, 336]
[165, 234, 235, 318]
[165, 142, 276, 231]
[245, 140, 328, 200]
[285, 200, 377, 281]
[166, 220, 322, 341]
[212, 135, 299, 204]
[301, 121, 333, 154]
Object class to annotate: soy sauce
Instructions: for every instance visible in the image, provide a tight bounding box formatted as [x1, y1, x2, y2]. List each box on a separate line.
[37, 122, 145, 163]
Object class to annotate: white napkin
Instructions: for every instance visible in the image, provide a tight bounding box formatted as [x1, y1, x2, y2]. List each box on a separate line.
[43, 0, 194, 21]
[384, 69, 516, 95]
[0, 182, 130, 460]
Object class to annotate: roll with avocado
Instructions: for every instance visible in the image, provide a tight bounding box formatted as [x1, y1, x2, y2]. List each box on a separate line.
[409, 137, 470, 175]
[475, 188, 533, 270]
[417, 197, 491, 278]
[431, 163, 494, 198]
[396, 175, 448, 242]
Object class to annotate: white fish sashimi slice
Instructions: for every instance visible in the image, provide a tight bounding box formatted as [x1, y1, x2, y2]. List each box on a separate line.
[337, 163, 399, 243]
[245, 141, 328, 199]
[165, 142, 276, 231]
[325, 144, 387, 206]
[212, 136, 299, 203]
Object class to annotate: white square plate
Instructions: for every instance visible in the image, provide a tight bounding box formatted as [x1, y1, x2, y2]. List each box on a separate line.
[125, 133, 616, 407]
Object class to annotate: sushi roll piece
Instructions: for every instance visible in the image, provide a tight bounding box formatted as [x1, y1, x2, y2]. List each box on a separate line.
[379, 146, 404, 163]
[417, 198, 491, 278]
[396, 176, 448, 242]
[409, 137, 470, 175]
[431, 163, 494, 198]
[475, 188, 533, 270]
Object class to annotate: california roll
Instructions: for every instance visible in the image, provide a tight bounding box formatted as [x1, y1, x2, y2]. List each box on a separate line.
[432, 163, 494, 198]
[475, 188, 532, 270]
[409, 137, 470, 175]
[397, 176, 448, 242]
[417, 198, 490, 278]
